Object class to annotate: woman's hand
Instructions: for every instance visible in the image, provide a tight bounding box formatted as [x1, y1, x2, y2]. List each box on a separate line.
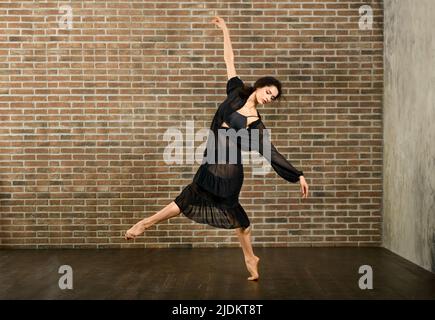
[299, 176, 309, 199]
[211, 16, 227, 31]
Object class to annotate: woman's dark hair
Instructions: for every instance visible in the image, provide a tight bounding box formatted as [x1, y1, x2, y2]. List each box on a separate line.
[238, 76, 283, 101]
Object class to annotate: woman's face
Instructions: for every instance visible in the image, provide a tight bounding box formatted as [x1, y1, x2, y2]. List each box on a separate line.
[256, 85, 279, 105]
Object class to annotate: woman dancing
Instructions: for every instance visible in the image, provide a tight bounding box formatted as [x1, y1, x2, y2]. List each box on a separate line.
[125, 16, 309, 281]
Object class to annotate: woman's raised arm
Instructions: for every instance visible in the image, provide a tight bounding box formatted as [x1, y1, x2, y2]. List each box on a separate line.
[211, 16, 237, 80]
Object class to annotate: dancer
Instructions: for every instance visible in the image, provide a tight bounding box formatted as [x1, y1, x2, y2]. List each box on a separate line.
[125, 16, 309, 281]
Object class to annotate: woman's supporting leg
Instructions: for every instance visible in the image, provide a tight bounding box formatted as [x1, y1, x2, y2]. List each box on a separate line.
[125, 201, 181, 240]
[235, 225, 260, 281]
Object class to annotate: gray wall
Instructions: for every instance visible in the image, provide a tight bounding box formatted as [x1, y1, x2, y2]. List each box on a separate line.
[383, 0, 435, 272]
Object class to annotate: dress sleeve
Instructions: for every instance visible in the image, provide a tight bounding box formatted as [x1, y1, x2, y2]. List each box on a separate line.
[226, 76, 244, 96]
[249, 120, 304, 183]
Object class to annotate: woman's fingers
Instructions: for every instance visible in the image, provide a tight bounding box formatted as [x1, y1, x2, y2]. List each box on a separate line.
[301, 183, 309, 198]
[211, 16, 225, 27]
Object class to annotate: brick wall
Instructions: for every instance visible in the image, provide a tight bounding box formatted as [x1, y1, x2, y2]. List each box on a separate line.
[0, 0, 383, 248]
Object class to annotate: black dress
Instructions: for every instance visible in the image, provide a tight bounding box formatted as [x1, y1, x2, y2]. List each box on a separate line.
[174, 76, 304, 229]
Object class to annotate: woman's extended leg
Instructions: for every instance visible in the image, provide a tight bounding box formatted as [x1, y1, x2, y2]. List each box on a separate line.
[235, 225, 260, 281]
[124, 201, 181, 240]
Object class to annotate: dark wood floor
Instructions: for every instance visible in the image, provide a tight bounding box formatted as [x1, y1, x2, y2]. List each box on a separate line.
[1, 247, 434, 300]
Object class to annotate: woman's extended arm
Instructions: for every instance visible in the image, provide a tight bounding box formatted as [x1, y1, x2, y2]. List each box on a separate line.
[211, 16, 236, 79]
[243, 120, 309, 198]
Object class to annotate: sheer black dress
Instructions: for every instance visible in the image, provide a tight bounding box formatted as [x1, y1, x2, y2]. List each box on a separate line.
[174, 76, 304, 229]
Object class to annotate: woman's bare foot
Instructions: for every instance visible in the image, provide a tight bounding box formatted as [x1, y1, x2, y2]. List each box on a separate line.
[124, 219, 149, 240]
[245, 256, 260, 281]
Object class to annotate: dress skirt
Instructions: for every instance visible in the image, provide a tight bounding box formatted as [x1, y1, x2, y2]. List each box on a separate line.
[174, 180, 250, 229]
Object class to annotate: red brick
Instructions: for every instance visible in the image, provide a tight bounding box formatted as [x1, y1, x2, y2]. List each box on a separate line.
[0, 0, 383, 248]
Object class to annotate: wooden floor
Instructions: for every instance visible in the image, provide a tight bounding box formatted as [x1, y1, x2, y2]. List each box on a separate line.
[1, 247, 434, 300]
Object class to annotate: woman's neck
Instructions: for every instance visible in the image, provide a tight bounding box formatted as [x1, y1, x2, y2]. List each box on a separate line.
[245, 92, 259, 110]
